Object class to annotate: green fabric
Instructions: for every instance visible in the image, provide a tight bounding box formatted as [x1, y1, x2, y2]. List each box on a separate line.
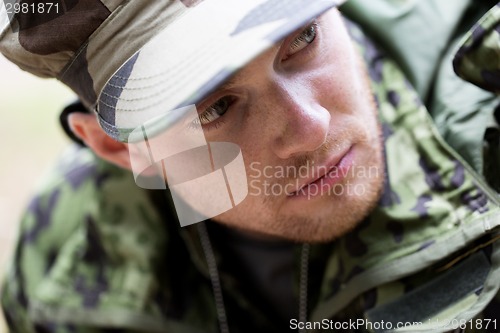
[454, 3, 500, 94]
[452, 3, 500, 192]
[2, 2, 500, 333]
[430, 34, 499, 190]
[341, 0, 472, 100]
[342, 0, 500, 183]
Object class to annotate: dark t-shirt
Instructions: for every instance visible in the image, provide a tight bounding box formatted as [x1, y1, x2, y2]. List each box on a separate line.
[208, 222, 298, 326]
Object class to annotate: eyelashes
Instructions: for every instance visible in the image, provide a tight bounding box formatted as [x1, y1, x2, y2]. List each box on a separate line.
[193, 95, 235, 132]
[199, 96, 235, 125]
[287, 22, 318, 57]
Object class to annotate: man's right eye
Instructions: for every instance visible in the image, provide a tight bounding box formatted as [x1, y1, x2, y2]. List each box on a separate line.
[198, 96, 235, 126]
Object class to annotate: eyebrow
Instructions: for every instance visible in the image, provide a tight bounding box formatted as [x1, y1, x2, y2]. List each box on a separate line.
[216, 70, 245, 92]
[197, 69, 247, 107]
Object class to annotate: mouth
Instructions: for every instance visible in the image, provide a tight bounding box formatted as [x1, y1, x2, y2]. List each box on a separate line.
[287, 146, 354, 199]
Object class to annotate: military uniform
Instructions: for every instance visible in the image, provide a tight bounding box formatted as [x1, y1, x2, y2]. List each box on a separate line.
[2, 1, 500, 333]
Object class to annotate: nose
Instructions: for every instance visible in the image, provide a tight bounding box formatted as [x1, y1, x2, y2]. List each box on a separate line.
[268, 82, 330, 160]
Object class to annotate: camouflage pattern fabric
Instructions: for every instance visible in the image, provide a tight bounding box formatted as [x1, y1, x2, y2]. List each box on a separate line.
[453, 3, 500, 94]
[453, 3, 500, 192]
[340, 0, 476, 102]
[2, 12, 500, 333]
[341, 1, 500, 199]
[311, 20, 500, 332]
[451, 2, 500, 196]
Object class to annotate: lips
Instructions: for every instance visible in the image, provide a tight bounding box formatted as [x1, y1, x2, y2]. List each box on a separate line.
[287, 146, 354, 198]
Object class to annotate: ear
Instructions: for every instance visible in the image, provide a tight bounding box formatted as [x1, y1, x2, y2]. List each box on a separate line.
[68, 113, 132, 171]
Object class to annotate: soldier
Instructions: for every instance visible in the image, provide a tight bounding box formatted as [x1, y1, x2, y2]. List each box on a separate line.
[1, 1, 499, 332]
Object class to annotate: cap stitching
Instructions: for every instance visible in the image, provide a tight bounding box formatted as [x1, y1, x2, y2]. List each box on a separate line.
[99, 96, 168, 112]
[101, 89, 169, 102]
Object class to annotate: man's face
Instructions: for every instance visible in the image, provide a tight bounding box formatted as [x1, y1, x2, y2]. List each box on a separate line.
[196, 9, 384, 242]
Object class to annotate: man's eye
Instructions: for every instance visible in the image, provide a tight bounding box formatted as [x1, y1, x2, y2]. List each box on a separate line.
[198, 96, 234, 126]
[286, 22, 318, 58]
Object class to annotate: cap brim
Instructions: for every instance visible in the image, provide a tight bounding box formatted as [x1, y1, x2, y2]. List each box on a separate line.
[97, 0, 344, 142]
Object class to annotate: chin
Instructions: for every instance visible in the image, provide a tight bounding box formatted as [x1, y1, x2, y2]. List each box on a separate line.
[218, 176, 383, 243]
[279, 162, 385, 242]
[278, 189, 383, 243]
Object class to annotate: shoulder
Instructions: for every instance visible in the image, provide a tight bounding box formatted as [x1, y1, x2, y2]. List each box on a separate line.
[2, 145, 175, 331]
[19, 145, 131, 247]
[17, 144, 173, 262]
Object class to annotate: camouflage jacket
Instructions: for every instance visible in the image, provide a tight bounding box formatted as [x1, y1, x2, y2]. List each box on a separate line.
[2, 2, 500, 333]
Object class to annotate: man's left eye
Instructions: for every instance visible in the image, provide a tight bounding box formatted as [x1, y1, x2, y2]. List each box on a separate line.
[285, 22, 318, 58]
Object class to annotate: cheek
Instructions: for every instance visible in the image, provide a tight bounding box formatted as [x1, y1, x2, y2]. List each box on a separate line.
[316, 51, 374, 124]
[312, 21, 365, 112]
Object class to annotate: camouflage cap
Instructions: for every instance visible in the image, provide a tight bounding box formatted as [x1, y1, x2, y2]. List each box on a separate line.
[0, 0, 345, 142]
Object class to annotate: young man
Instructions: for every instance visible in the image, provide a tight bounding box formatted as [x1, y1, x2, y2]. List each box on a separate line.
[1, 0, 499, 332]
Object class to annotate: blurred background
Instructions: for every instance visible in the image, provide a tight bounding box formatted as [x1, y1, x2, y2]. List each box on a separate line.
[0, 55, 75, 332]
